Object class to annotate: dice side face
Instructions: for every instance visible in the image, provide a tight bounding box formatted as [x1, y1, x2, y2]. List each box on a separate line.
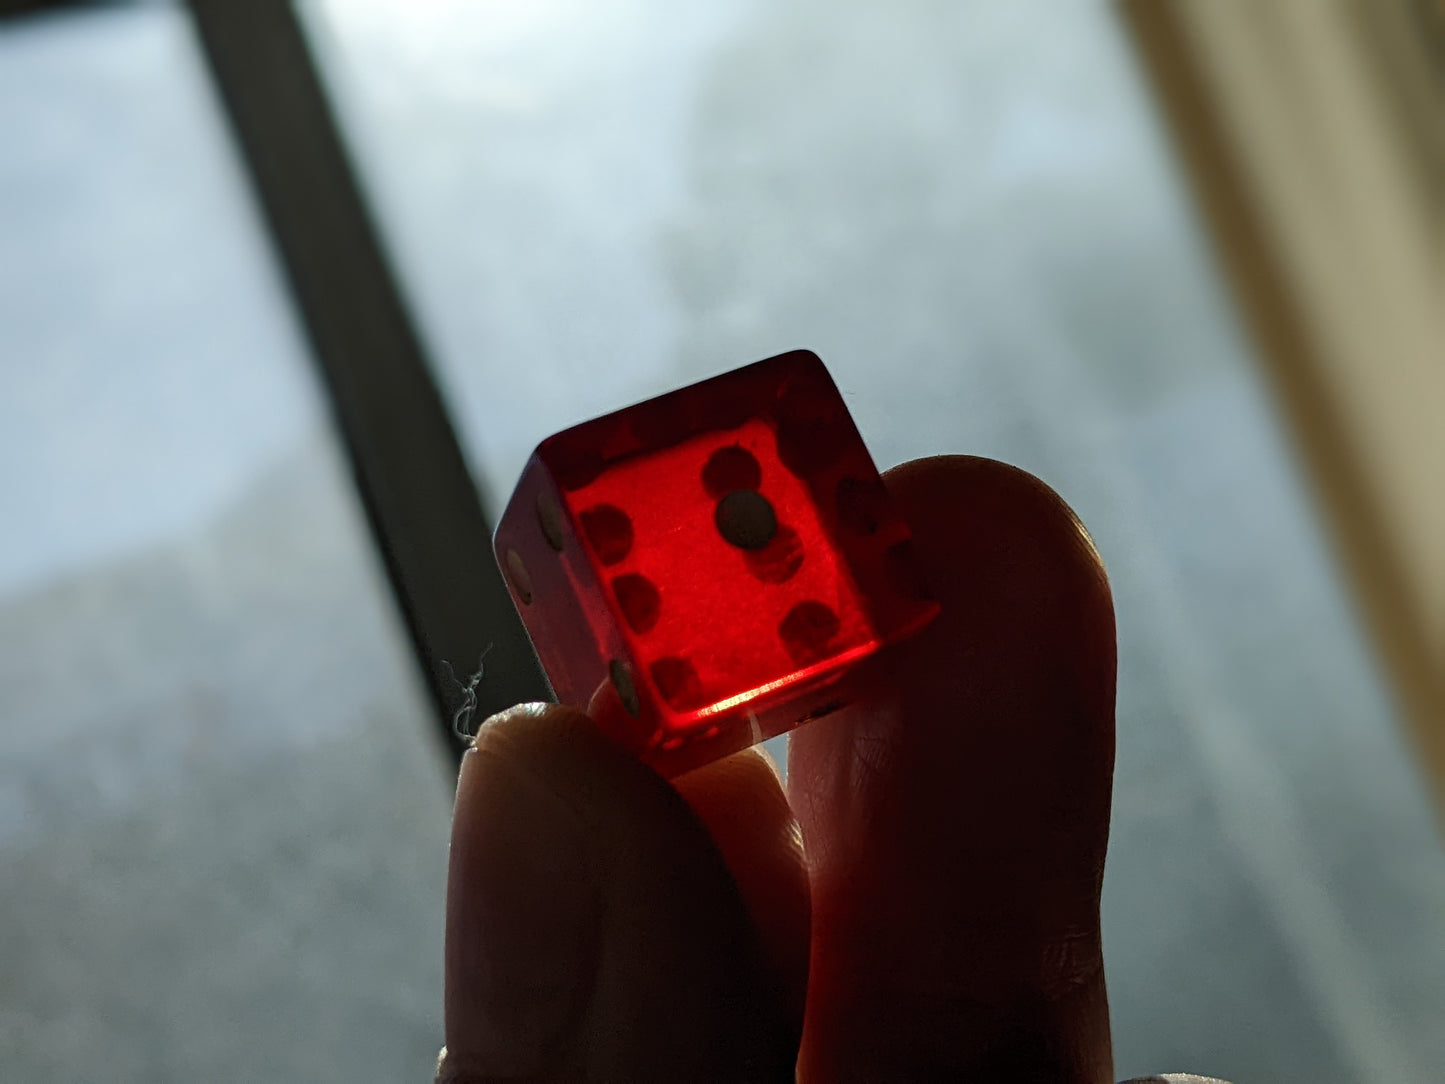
[493, 457, 630, 744]
[513, 350, 939, 772]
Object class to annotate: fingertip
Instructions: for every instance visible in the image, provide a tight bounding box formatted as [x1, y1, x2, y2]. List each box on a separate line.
[885, 454, 1113, 637]
[444, 705, 600, 1078]
[444, 703, 800, 1080]
[673, 746, 811, 1025]
[791, 455, 1118, 1082]
[880, 454, 1117, 808]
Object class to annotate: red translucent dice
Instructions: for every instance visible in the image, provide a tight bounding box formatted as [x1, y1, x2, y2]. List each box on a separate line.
[494, 350, 939, 776]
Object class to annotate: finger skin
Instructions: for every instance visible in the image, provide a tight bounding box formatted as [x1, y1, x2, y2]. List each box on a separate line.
[672, 747, 812, 1026]
[790, 456, 1117, 1082]
[440, 704, 798, 1082]
[586, 682, 812, 1023]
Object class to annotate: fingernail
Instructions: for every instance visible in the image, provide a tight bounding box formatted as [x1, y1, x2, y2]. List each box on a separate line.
[442, 727, 598, 1078]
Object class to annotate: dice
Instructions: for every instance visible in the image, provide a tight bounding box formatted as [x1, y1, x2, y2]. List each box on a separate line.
[494, 350, 939, 776]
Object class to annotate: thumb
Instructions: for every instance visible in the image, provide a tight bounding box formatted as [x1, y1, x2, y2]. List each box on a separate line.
[436, 703, 798, 1082]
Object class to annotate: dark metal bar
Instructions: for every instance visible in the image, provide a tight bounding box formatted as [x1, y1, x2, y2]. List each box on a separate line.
[186, 0, 549, 762]
[0, 0, 93, 21]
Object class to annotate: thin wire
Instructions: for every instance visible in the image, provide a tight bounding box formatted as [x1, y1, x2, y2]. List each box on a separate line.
[441, 643, 494, 741]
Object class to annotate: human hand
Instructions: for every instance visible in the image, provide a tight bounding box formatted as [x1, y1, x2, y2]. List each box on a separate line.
[434, 456, 1202, 1081]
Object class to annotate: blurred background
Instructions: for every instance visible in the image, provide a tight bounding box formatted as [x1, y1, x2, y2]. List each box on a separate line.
[1, 0, 1440, 1080]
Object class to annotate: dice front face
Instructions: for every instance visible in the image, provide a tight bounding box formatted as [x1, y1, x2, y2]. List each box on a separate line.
[495, 350, 939, 775]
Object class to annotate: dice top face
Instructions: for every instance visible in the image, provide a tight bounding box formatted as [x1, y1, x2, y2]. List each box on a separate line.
[496, 350, 939, 765]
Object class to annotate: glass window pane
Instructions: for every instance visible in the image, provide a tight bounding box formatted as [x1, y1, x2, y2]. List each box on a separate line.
[303, 1, 1445, 1080]
[0, 7, 446, 1080]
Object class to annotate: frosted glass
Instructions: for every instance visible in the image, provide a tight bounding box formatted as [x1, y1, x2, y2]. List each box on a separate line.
[0, 7, 447, 1080]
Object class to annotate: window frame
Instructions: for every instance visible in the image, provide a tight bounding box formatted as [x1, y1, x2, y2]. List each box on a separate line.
[1, 0, 549, 764]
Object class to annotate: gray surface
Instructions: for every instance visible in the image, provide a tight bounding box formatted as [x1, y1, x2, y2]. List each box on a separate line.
[1, 8, 449, 1082]
[0, 449, 448, 1082]
[1, 1, 1443, 1082]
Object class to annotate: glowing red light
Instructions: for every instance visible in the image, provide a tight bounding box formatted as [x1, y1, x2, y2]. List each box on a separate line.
[494, 350, 939, 776]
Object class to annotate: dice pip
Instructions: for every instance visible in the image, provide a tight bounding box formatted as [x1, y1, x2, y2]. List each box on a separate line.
[494, 350, 939, 776]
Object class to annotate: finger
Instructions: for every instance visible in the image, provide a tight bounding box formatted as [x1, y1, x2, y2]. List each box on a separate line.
[672, 747, 812, 1024]
[790, 455, 1117, 1082]
[438, 703, 797, 1082]
[585, 680, 811, 1020]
